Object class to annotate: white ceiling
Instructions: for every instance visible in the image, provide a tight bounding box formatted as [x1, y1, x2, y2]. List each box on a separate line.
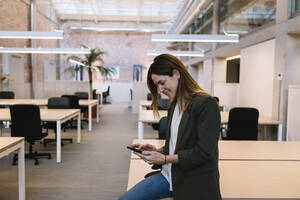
[43, 0, 185, 29]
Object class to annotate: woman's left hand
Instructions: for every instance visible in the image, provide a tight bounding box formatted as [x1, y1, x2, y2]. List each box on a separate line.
[140, 151, 165, 165]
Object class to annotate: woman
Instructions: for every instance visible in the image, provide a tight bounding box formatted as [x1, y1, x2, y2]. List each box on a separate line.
[119, 54, 221, 200]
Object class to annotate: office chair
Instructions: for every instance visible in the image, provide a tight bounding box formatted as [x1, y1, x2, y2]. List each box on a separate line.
[102, 86, 110, 104]
[0, 91, 15, 99]
[43, 97, 73, 146]
[157, 99, 170, 110]
[74, 91, 89, 118]
[10, 104, 51, 165]
[147, 93, 152, 100]
[74, 92, 89, 100]
[158, 116, 168, 139]
[144, 116, 168, 178]
[61, 95, 84, 129]
[221, 107, 259, 140]
[0, 91, 15, 127]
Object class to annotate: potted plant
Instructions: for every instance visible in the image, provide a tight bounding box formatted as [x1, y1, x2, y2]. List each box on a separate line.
[65, 45, 115, 99]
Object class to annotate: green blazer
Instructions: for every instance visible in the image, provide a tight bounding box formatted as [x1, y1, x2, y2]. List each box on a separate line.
[163, 95, 222, 200]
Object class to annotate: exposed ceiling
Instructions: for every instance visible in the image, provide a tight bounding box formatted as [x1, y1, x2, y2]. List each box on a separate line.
[38, 0, 186, 31]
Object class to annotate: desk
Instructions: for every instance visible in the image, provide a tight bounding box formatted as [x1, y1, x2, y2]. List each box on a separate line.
[138, 110, 283, 140]
[127, 140, 300, 199]
[138, 110, 167, 139]
[0, 137, 25, 200]
[0, 99, 99, 132]
[132, 139, 300, 161]
[78, 99, 99, 131]
[220, 111, 283, 141]
[0, 108, 80, 163]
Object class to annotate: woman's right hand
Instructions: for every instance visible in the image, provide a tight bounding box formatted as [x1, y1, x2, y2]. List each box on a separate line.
[131, 143, 157, 152]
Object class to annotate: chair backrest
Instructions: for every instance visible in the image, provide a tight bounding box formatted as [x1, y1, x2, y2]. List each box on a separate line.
[92, 89, 97, 99]
[147, 93, 152, 100]
[158, 116, 168, 139]
[61, 95, 79, 109]
[48, 97, 70, 109]
[226, 107, 259, 140]
[74, 92, 89, 99]
[213, 96, 219, 103]
[157, 99, 170, 110]
[0, 91, 15, 99]
[10, 104, 43, 141]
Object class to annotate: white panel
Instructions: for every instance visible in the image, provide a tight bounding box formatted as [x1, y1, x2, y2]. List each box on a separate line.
[287, 85, 300, 141]
[8, 55, 30, 98]
[44, 61, 56, 81]
[214, 83, 239, 110]
[239, 39, 275, 117]
[202, 59, 213, 93]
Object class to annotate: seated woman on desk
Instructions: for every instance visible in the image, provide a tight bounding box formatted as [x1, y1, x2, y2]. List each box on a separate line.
[119, 54, 221, 200]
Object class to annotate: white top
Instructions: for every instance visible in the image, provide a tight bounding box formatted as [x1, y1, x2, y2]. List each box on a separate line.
[161, 103, 182, 191]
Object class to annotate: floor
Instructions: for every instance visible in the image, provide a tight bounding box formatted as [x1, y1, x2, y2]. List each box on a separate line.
[0, 103, 157, 200]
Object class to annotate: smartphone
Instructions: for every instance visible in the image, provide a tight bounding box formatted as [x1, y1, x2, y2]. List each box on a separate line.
[127, 146, 142, 154]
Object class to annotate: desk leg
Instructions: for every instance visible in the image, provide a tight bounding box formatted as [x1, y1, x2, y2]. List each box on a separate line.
[77, 114, 81, 143]
[56, 120, 61, 163]
[139, 105, 142, 114]
[138, 122, 144, 139]
[96, 102, 99, 123]
[18, 141, 25, 200]
[278, 124, 283, 141]
[88, 104, 92, 131]
[100, 93, 103, 105]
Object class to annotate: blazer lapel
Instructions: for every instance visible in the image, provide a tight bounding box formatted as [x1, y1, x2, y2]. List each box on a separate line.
[166, 100, 176, 142]
[175, 107, 191, 152]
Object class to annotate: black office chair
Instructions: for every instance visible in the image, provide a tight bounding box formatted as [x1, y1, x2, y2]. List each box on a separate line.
[102, 86, 110, 104]
[74, 92, 89, 118]
[157, 99, 170, 110]
[74, 92, 89, 100]
[147, 93, 152, 101]
[61, 95, 84, 129]
[10, 104, 51, 165]
[221, 107, 259, 140]
[158, 116, 167, 139]
[0, 91, 15, 99]
[43, 97, 73, 146]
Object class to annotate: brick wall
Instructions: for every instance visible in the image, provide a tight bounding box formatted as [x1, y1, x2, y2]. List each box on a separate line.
[0, 0, 30, 82]
[60, 21, 168, 82]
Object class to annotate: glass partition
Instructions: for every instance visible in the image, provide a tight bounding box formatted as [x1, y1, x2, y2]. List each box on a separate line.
[219, 0, 276, 35]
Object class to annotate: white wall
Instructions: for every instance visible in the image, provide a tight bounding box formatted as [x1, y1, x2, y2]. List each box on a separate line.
[43, 81, 89, 98]
[200, 59, 213, 93]
[93, 81, 132, 104]
[239, 39, 275, 117]
[132, 82, 149, 113]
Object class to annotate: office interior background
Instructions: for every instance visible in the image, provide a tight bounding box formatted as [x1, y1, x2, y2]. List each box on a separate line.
[1, 0, 300, 199]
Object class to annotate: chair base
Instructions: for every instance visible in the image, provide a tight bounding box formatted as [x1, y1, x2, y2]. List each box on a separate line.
[43, 138, 73, 147]
[13, 151, 51, 165]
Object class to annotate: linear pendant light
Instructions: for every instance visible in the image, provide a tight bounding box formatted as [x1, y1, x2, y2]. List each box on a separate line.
[151, 34, 239, 43]
[69, 59, 85, 66]
[147, 50, 204, 57]
[0, 31, 63, 39]
[0, 48, 90, 54]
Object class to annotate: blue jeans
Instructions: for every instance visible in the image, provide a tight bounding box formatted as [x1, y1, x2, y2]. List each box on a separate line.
[119, 172, 172, 200]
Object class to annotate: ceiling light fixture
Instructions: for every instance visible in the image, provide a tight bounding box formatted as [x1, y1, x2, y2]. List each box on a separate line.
[71, 26, 165, 33]
[0, 48, 90, 54]
[69, 59, 85, 66]
[226, 55, 241, 61]
[151, 34, 239, 43]
[0, 31, 63, 39]
[147, 50, 204, 57]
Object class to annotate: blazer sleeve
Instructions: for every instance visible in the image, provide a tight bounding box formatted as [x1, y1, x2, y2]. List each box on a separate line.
[177, 97, 220, 171]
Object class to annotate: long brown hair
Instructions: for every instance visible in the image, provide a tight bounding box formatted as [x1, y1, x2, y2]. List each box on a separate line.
[147, 54, 210, 114]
